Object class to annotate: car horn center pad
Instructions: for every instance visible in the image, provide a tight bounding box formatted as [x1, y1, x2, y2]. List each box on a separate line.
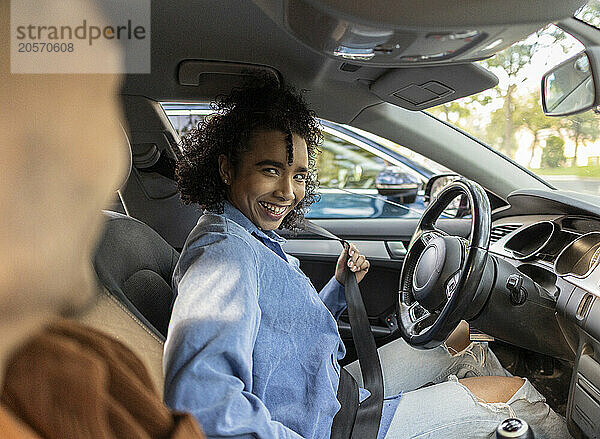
[413, 236, 463, 311]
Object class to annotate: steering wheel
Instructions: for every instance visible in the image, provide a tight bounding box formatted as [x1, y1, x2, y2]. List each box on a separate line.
[398, 179, 491, 349]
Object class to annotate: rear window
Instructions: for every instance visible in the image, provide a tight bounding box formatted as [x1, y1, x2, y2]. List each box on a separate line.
[161, 102, 210, 137]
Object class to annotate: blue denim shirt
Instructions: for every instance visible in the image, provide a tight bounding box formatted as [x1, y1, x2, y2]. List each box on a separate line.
[164, 202, 347, 438]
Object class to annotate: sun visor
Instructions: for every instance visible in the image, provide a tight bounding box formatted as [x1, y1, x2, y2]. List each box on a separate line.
[370, 63, 498, 111]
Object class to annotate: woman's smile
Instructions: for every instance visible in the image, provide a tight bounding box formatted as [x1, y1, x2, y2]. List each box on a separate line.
[220, 130, 309, 230]
[258, 201, 291, 218]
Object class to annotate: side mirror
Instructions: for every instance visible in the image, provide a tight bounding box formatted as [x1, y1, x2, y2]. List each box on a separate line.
[424, 173, 469, 218]
[542, 49, 600, 116]
[375, 166, 420, 203]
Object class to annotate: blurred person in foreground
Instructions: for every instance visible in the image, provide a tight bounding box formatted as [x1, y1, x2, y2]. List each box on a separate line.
[0, 0, 203, 437]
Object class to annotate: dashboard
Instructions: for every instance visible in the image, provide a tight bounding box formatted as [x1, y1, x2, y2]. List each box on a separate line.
[482, 189, 600, 439]
[491, 214, 600, 339]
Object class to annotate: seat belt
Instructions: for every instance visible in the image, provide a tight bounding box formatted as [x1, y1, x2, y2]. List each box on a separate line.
[331, 368, 359, 439]
[304, 221, 384, 439]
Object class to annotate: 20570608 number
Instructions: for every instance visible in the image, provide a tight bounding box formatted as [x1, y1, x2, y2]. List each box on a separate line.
[18, 42, 74, 52]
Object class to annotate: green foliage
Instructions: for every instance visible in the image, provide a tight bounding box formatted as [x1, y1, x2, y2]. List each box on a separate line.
[429, 25, 600, 171]
[514, 90, 560, 165]
[534, 165, 600, 177]
[429, 101, 471, 122]
[486, 105, 515, 155]
[559, 111, 600, 164]
[515, 91, 552, 132]
[541, 136, 566, 168]
[575, 0, 600, 29]
[485, 43, 537, 79]
[480, 27, 565, 155]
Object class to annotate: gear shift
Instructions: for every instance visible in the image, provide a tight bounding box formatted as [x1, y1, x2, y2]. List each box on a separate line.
[496, 418, 534, 438]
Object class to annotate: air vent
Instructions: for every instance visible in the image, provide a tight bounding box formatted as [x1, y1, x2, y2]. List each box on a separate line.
[490, 224, 521, 244]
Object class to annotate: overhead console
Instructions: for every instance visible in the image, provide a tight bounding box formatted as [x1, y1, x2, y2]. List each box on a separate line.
[257, 0, 587, 67]
[254, 0, 586, 110]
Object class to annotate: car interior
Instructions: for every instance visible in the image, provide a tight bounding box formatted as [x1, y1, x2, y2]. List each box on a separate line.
[83, 1, 600, 437]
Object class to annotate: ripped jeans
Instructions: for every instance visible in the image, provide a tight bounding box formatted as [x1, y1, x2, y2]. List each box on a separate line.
[344, 339, 571, 439]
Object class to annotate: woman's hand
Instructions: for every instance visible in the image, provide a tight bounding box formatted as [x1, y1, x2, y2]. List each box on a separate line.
[335, 242, 370, 284]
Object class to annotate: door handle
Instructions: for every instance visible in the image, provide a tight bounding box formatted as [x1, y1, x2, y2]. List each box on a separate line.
[386, 241, 407, 259]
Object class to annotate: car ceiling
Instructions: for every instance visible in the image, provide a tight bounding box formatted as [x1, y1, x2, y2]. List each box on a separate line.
[122, 0, 379, 122]
[121, 0, 586, 124]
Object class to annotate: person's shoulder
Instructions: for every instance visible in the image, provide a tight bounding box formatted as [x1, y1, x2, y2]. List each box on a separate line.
[287, 253, 300, 268]
[188, 213, 254, 245]
[179, 213, 258, 267]
[174, 214, 261, 299]
[2, 319, 205, 439]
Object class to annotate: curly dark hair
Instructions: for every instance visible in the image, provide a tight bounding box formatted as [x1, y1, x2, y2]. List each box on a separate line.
[175, 78, 322, 231]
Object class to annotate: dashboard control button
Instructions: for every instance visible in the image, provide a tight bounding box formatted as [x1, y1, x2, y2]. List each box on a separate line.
[506, 274, 527, 305]
[506, 274, 522, 291]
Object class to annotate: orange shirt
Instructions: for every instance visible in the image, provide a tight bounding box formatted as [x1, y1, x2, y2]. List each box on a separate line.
[1, 320, 203, 439]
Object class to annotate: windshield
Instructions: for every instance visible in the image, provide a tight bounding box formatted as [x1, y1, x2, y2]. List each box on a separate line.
[576, 0, 600, 29]
[428, 20, 600, 197]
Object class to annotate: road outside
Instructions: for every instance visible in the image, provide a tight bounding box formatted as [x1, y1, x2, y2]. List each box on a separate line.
[543, 175, 600, 196]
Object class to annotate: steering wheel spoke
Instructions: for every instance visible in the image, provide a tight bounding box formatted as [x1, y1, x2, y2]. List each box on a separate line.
[420, 228, 447, 245]
[407, 303, 438, 336]
[408, 302, 428, 322]
[431, 225, 449, 236]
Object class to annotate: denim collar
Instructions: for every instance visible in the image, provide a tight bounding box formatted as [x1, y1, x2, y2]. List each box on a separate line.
[218, 201, 286, 244]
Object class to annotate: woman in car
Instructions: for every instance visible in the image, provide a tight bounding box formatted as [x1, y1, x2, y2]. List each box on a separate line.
[163, 79, 569, 438]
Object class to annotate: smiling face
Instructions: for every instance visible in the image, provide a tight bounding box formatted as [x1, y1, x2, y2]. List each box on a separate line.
[220, 130, 309, 230]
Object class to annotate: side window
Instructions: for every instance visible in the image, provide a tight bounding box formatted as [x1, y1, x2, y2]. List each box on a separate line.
[160, 103, 209, 137]
[168, 113, 204, 137]
[309, 126, 436, 220]
[318, 132, 387, 190]
[160, 103, 444, 220]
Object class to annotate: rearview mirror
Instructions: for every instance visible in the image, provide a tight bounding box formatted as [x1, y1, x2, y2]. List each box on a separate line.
[542, 49, 600, 116]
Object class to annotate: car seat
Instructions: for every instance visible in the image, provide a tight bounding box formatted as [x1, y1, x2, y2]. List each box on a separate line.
[77, 125, 178, 396]
[93, 210, 179, 339]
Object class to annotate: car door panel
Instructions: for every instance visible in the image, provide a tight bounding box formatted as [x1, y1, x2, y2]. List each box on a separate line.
[291, 217, 471, 240]
[281, 217, 471, 363]
[286, 250, 404, 363]
[281, 218, 413, 363]
[282, 239, 391, 260]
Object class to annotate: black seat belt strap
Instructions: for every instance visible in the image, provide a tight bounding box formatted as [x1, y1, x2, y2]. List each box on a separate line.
[330, 368, 358, 439]
[304, 221, 384, 439]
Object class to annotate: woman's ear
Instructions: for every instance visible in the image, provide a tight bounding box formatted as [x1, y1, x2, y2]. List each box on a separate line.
[218, 154, 233, 185]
